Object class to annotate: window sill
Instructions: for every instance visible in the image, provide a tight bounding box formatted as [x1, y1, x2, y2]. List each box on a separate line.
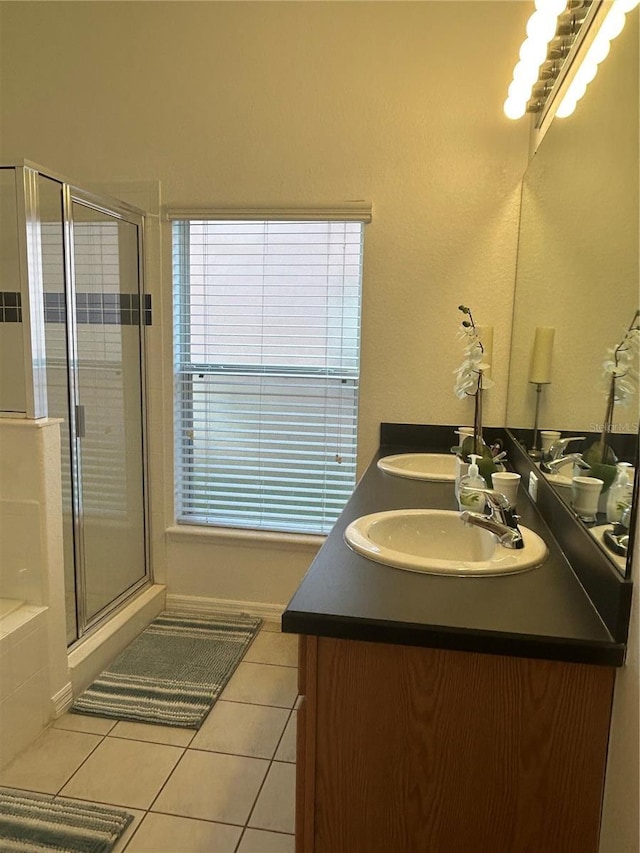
[166, 523, 326, 551]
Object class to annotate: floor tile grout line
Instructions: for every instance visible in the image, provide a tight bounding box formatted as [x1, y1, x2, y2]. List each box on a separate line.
[244, 755, 296, 835]
[51, 726, 111, 798]
[271, 705, 296, 763]
[244, 751, 276, 834]
[143, 744, 190, 815]
[119, 806, 262, 852]
[105, 731, 197, 749]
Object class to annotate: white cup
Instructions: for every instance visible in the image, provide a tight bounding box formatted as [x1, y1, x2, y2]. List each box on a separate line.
[571, 476, 604, 522]
[540, 430, 561, 455]
[491, 471, 521, 507]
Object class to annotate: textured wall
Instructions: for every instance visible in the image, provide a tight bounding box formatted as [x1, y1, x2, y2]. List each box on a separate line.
[0, 0, 531, 604]
[0, 1, 530, 474]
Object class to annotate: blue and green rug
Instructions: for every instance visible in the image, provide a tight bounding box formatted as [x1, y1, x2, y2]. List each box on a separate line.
[71, 610, 262, 729]
[0, 788, 132, 853]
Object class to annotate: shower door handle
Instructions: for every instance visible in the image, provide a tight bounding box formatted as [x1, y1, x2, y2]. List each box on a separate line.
[75, 404, 86, 439]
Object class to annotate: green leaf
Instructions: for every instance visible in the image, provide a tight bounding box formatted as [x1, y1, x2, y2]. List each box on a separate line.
[477, 453, 498, 489]
[587, 462, 618, 494]
[583, 441, 617, 468]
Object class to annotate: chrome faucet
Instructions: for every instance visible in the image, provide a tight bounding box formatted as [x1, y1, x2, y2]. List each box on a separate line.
[459, 487, 524, 549]
[541, 452, 589, 473]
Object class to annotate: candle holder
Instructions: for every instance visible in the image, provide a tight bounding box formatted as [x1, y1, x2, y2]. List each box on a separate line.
[528, 326, 555, 461]
[528, 381, 548, 461]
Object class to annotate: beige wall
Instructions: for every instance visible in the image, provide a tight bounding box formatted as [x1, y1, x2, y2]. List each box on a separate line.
[0, 0, 531, 604]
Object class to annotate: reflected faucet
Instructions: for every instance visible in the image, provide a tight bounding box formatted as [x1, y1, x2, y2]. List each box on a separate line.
[541, 452, 590, 474]
[603, 506, 631, 558]
[459, 487, 524, 549]
[546, 436, 585, 461]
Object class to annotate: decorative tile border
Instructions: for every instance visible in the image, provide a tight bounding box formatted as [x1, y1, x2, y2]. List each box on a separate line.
[0, 291, 151, 325]
[0, 291, 22, 323]
[42, 292, 151, 325]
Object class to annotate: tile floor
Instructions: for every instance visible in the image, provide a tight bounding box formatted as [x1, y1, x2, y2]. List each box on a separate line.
[0, 621, 298, 853]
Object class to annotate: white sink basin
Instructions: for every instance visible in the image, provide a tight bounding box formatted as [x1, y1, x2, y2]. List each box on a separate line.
[344, 509, 548, 576]
[377, 453, 456, 482]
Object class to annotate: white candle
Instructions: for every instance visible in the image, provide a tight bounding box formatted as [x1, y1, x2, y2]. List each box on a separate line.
[529, 327, 555, 384]
[477, 325, 493, 381]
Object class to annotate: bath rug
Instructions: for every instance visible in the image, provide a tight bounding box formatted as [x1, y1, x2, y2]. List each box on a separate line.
[0, 787, 132, 853]
[70, 610, 262, 729]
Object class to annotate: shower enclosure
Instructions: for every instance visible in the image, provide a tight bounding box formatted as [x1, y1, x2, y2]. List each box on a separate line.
[0, 162, 150, 645]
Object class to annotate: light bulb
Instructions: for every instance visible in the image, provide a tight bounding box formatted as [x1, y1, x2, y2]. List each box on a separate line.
[513, 60, 540, 88]
[508, 78, 533, 102]
[519, 38, 548, 66]
[526, 10, 559, 42]
[615, 0, 639, 12]
[535, 0, 567, 14]
[588, 33, 611, 64]
[572, 57, 599, 86]
[556, 95, 577, 118]
[600, 7, 627, 39]
[567, 78, 587, 102]
[504, 97, 527, 120]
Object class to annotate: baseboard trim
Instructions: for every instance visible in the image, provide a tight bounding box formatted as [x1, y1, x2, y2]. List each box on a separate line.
[165, 594, 284, 626]
[52, 682, 74, 718]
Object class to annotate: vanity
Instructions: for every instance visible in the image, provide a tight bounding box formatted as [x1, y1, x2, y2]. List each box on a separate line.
[281, 8, 637, 849]
[282, 424, 631, 853]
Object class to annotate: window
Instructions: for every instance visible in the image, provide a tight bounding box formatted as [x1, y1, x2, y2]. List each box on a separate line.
[172, 216, 365, 535]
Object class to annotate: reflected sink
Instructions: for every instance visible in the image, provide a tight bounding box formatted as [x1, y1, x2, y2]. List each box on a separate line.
[539, 459, 574, 495]
[377, 453, 457, 482]
[589, 524, 627, 572]
[344, 509, 548, 576]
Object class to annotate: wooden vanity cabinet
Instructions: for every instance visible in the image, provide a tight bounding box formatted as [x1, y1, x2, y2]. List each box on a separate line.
[296, 634, 615, 853]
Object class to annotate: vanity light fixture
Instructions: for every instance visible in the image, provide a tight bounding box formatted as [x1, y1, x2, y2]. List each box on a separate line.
[556, 0, 639, 116]
[504, 0, 638, 125]
[503, 0, 580, 121]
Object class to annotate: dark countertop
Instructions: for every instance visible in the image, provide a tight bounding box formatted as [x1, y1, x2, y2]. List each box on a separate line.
[282, 442, 626, 666]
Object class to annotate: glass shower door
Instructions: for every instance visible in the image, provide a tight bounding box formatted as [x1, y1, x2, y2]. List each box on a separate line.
[70, 200, 147, 626]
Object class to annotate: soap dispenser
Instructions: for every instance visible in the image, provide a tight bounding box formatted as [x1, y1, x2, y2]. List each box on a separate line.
[606, 462, 633, 523]
[457, 453, 486, 512]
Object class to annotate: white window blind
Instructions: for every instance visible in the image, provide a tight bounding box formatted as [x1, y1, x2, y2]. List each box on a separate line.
[172, 218, 364, 535]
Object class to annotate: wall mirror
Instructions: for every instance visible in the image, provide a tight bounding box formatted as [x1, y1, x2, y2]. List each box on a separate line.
[506, 11, 639, 579]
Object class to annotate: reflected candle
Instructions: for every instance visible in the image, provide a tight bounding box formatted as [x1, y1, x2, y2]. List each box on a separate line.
[529, 327, 555, 384]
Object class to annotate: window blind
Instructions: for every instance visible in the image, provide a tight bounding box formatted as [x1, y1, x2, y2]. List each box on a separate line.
[173, 219, 364, 535]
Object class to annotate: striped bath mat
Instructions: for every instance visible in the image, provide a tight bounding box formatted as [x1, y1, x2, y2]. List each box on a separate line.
[0, 787, 132, 853]
[71, 610, 262, 729]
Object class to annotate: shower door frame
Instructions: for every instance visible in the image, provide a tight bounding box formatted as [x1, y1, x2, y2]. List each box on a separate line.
[62, 183, 152, 641]
[8, 160, 152, 644]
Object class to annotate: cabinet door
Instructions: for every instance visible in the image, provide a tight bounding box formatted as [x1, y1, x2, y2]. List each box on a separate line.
[311, 636, 614, 853]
